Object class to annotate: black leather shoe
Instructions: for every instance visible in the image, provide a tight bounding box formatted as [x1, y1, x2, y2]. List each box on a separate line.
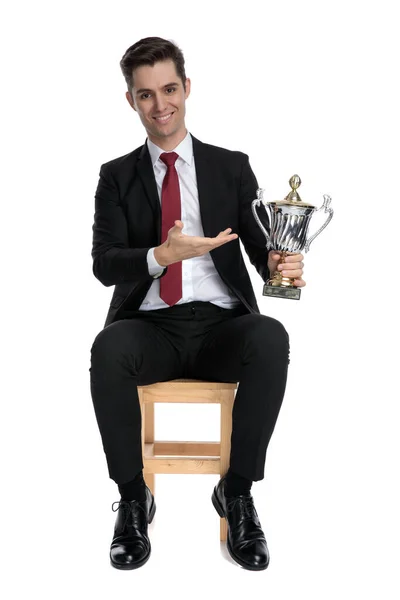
[110, 484, 156, 570]
[212, 474, 270, 570]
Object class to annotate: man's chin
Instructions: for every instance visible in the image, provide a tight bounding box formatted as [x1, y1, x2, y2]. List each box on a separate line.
[149, 125, 177, 138]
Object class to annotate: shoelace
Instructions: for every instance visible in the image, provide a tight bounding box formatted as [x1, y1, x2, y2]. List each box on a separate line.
[226, 496, 258, 521]
[111, 499, 146, 530]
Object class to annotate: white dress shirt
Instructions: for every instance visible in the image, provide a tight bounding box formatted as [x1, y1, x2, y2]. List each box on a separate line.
[138, 130, 241, 311]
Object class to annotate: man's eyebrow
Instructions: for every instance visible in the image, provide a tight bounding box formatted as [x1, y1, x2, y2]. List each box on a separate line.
[135, 82, 180, 95]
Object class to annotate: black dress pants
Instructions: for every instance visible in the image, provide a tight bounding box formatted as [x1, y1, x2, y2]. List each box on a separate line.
[89, 301, 290, 485]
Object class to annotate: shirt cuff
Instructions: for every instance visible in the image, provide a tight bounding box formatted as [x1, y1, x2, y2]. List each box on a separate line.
[147, 247, 165, 278]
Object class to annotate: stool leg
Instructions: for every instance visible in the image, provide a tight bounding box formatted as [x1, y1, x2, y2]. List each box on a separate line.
[144, 400, 155, 496]
[219, 390, 235, 542]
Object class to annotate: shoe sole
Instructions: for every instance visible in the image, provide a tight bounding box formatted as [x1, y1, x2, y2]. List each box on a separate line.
[211, 487, 269, 571]
[110, 496, 156, 570]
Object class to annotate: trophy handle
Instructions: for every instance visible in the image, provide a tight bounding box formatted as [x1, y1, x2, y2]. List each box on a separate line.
[304, 194, 333, 253]
[251, 188, 271, 248]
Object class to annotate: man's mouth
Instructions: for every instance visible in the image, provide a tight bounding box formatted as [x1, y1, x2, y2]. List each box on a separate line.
[153, 112, 174, 123]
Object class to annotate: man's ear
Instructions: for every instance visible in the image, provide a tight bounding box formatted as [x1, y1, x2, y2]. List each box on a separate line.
[184, 78, 191, 100]
[125, 91, 136, 111]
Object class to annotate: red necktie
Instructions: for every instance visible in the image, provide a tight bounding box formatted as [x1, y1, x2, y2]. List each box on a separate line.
[159, 152, 182, 306]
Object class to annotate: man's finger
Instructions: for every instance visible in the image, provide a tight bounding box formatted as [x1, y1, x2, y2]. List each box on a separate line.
[281, 268, 303, 277]
[283, 253, 304, 262]
[282, 261, 304, 269]
[218, 232, 238, 240]
[217, 228, 235, 236]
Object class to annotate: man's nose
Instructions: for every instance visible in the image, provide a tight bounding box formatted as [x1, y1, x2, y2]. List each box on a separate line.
[154, 94, 169, 112]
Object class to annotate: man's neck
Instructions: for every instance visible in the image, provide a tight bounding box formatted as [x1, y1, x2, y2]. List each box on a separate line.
[148, 127, 188, 152]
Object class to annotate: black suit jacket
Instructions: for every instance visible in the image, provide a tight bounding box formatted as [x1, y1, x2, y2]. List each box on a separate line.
[92, 133, 270, 329]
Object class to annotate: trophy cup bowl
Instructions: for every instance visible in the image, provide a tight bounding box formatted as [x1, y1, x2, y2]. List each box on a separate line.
[251, 175, 333, 300]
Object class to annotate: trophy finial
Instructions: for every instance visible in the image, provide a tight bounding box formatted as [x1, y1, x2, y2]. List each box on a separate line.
[285, 174, 303, 203]
[289, 175, 301, 190]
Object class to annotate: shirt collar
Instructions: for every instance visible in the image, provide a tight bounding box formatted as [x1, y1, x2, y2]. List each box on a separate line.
[146, 130, 193, 168]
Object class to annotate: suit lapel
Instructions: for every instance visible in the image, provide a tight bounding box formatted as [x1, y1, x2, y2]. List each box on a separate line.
[136, 141, 161, 240]
[135, 133, 221, 243]
[191, 134, 216, 238]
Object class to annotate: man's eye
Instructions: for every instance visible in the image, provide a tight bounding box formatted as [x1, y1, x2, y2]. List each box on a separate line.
[140, 87, 176, 100]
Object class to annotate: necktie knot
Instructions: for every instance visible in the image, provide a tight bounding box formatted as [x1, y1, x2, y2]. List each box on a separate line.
[160, 152, 179, 167]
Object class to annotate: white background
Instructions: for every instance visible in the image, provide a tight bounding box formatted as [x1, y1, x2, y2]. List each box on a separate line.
[1, 0, 399, 598]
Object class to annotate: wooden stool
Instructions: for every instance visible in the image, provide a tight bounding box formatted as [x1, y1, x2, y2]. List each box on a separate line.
[137, 378, 238, 541]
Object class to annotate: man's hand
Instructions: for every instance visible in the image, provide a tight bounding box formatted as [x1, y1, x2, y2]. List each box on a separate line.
[154, 220, 239, 267]
[268, 250, 306, 287]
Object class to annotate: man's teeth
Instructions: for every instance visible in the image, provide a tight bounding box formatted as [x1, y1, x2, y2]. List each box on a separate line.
[155, 113, 172, 121]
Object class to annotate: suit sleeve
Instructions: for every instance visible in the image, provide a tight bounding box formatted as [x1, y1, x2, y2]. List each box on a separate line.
[91, 163, 160, 286]
[238, 154, 270, 283]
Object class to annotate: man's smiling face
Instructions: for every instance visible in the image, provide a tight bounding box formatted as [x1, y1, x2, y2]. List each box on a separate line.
[126, 59, 191, 149]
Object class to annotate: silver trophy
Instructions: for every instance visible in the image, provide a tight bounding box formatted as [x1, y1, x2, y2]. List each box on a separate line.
[251, 175, 333, 300]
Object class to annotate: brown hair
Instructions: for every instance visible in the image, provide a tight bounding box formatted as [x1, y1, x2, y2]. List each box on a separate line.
[120, 37, 187, 95]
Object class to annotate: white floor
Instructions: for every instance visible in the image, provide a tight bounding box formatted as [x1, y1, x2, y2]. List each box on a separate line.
[8, 461, 396, 600]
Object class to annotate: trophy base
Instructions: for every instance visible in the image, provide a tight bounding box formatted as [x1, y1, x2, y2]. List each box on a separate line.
[263, 283, 301, 300]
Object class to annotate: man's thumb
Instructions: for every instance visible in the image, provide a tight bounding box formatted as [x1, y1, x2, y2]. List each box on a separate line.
[175, 220, 183, 228]
[269, 250, 281, 260]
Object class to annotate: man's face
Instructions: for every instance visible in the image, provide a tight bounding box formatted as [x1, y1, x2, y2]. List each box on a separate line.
[127, 59, 190, 146]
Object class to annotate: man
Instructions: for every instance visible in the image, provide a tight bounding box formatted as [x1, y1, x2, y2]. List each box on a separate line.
[89, 36, 305, 571]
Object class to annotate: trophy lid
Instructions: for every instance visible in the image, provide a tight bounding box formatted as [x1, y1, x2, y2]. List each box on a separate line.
[273, 175, 316, 208]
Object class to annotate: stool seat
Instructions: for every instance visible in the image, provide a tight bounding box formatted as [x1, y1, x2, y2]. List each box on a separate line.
[138, 378, 238, 541]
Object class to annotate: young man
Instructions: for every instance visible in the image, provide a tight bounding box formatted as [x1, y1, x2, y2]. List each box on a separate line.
[90, 36, 305, 571]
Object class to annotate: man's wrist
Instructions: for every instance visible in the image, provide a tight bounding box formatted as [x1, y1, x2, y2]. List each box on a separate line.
[154, 245, 170, 267]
